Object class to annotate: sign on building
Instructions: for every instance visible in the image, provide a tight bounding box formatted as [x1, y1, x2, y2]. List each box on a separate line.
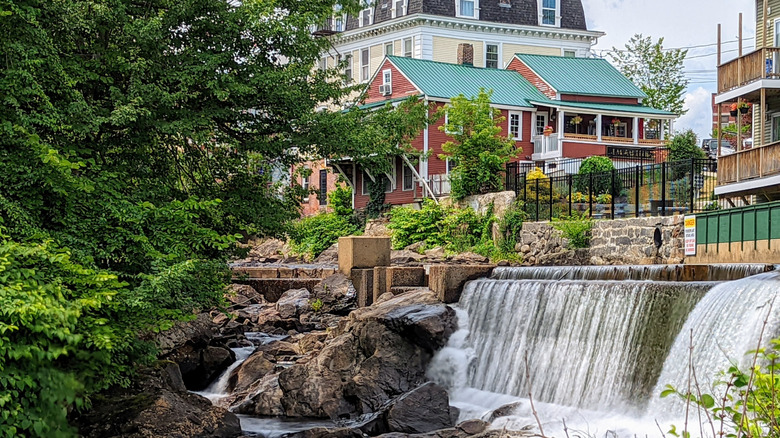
[684, 215, 696, 256]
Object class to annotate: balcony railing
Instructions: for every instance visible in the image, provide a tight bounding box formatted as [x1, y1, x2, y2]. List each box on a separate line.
[717, 141, 780, 185]
[718, 47, 780, 93]
[533, 134, 559, 155]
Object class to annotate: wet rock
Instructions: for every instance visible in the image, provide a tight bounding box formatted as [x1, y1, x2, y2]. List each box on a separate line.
[390, 249, 426, 265]
[404, 241, 426, 253]
[276, 288, 311, 319]
[457, 419, 489, 435]
[229, 373, 285, 416]
[227, 351, 274, 393]
[424, 247, 446, 259]
[225, 283, 265, 307]
[76, 362, 241, 438]
[485, 401, 523, 422]
[452, 252, 489, 264]
[385, 383, 453, 433]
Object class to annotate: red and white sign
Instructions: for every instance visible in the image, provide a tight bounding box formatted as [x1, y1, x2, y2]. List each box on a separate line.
[684, 215, 696, 256]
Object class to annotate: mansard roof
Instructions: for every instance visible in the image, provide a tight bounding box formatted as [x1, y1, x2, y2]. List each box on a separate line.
[345, 0, 588, 32]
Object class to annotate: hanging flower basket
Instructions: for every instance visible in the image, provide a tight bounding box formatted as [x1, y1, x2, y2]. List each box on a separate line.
[611, 117, 621, 125]
[738, 101, 751, 114]
[543, 126, 553, 136]
[730, 103, 738, 116]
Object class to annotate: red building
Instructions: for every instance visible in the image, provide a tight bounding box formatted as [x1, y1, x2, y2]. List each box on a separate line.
[309, 44, 677, 209]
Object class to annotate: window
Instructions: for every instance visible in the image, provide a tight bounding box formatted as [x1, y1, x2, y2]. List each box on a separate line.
[485, 44, 499, 69]
[361, 8, 372, 26]
[385, 42, 394, 56]
[535, 113, 548, 136]
[360, 48, 369, 82]
[541, 0, 556, 25]
[393, 0, 405, 17]
[318, 57, 327, 71]
[382, 69, 391, 85]
[720, 114, 730, 124]
[319, 170, 328, 204]
[302, 168, 310, 200]
[444, 111, 462, 135]
[457, 0, 476, 17]
[402, 163, 415, 191]
[773, 115, 780, 143]
[362, 173, 391, 194]
[563, 50, 576, 58]
[403, 38, 413, 57]
[446, 158, 456, 173]
[344, 54, 353, 84]
[334, 16, 344, 31]
[509, 112, 522, 140]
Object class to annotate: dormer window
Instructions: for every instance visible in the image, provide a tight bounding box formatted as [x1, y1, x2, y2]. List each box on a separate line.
[359, 0, 373, 26]
[392, 0, 406, 17]
[539, 0, 559, 26]
[456, 0, 479, 19]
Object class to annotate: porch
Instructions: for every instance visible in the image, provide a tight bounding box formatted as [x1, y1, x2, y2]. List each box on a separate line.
[717, 47, 780, 94]
[715, 141, 780, 194]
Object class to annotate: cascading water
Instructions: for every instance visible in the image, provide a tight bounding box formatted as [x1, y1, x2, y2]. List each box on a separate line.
[196, 346, 256, 403]
[428, 265, 780, 437]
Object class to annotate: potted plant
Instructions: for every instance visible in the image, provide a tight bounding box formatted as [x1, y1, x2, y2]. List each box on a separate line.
[570, 115, 582, 134]
[738, 101, 751, 114]
[730, 103, 738, 117]
[611, 117, 621, 126]
[543, 125, 553, 136]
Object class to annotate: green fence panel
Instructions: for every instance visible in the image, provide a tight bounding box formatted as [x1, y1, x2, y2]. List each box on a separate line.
[695, 200, 780, 245]
[757, 208, 770, 241]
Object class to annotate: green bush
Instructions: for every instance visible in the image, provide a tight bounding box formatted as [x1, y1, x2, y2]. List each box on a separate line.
[498, 201, 526, 253]
[551, 212, 594, 249]
[328, 184, 353, 217]
[288, 213, 358, 259]
[575, 156, 621, 196]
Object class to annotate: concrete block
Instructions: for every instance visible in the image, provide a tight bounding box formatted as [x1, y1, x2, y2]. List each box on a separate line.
[429, 264, 495, 304]
[338, 236, 391, 276]
[232, 278, 322, 302]
[296, 267, 321, 279]
[350, 268, 375, 308]
[232, 267, 279, 279]
[277, 267, 296, 278]
[373, 267, 388, 303]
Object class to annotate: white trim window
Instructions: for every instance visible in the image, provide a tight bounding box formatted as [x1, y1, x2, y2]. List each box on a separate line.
[456, 0, 478, 18]
[443, 111, 462, 135]
[509, 111, 522, 140]
[403, 38, 413, 57]
[302, 167, 310, 201]
[344, 54, 353, 84]
[535, 113, 548, 136]
[772, 114, 780, 143]
[402, 163, 415, 191]
[539, 0, 558, 26]
[360, 48, 369, 82]
[359, 0, 373, 27]
[318, 57, 328, 71]
[563, 49, 576, 58]
[392, 0, 406, 17]
[485, 43, 500, 69]
[382, 68, 392, 86]
[385, 42, 394, 56]
[446, 158, 456, 174]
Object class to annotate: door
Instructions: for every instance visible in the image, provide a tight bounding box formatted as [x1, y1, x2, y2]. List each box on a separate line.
[535, 113, 548, 136]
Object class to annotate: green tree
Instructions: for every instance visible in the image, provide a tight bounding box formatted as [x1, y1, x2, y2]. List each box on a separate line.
[0, 0, 427, 435]
[669, 129, 706, 162]
[609, 34, 689, 115]
[575, 156, 620, 195]
[438, 89, 519, 200]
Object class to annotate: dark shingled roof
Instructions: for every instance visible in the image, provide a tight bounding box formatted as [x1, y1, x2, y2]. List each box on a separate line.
[345, 0, 588, 31]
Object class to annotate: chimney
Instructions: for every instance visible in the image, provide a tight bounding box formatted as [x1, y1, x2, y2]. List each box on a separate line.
[457, 43, 474, 66]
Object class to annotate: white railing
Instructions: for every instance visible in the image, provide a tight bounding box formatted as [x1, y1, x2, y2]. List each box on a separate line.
[430, 174, 451, 196]
[533, 134, 559, 154]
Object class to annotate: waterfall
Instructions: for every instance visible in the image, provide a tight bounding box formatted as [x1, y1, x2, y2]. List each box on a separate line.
[427, 266, 780, 437]
[457, 278, 710, 411]
[195, 346, 256, 403]
[649, 271, 780, 419]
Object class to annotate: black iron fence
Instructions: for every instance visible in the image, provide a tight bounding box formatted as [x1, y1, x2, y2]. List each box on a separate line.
[506, 147, 669, 181]
[507, 158, 719, 221]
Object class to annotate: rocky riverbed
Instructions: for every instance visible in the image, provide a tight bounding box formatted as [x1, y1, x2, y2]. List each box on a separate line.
[75, 256, 533, 437]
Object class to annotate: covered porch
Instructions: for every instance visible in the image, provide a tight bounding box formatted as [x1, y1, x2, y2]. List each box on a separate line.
[528, 100, 675, 161]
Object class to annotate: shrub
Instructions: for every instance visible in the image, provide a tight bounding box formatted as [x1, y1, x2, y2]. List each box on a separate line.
[551, 212, 594, 249]
[575, 156, 620, 195]
[328, 184, 353, 217]
[498, 201, 526, 253]
[387, 200, 447, 250]
[288, 213, 358, 259]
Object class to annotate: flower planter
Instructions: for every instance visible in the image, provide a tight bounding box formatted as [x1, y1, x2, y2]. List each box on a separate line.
[730, 110, 738, 117]
[740, 107, 749, 114]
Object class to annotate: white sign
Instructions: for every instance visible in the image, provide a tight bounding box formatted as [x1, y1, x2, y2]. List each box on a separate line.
[684, 215, 696, 256]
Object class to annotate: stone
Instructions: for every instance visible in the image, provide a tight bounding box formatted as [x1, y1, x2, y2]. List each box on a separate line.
[247, 238, 288, 260]
[225, 283, 265, 306]
[485, 401, 523, 422]
[364, 218, 391, 237]
[385, 383, 453, 433]
[76, 362, 241, 438]
[276, 288, 311, 319]
[458, 191, 516, 219]
[338, 236, 391, 276]
[311, 273, 356, 315]
[350, 268, 375, 308]
[229, 373, 285, 417]
[315, 243, 339, 264]
[457, 419, 489, 434]
[227, 351, 274, 393]
[452, 252, 489, 264]
[404, 241, 425, 253]
[424, 246, 446, 259]
[428, 265, 495, 304]
[390, 249, 425, 265]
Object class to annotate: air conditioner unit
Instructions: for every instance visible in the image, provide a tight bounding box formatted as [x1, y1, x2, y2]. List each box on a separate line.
[379, 84, 392, 96]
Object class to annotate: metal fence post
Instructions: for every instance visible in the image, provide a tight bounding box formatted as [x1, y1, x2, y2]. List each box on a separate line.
[661, 162, 667, 216]
[690, 158, 695, 213]
[635, 165, 640, 218]
[549, 178, 553, 220]
[568, 174, 572, 217]
[589, 172, 593, 218]
[535, 177, 539, 221]
[611, 168, 616, 219]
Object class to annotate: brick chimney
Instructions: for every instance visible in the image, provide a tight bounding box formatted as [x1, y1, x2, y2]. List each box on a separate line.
[457, 43, 474, 66]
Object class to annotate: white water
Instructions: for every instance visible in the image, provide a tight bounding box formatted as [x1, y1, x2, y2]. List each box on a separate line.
[428, 270, 780, 437]
[492, 264, 772, 282]
[195, 346, 256, 403]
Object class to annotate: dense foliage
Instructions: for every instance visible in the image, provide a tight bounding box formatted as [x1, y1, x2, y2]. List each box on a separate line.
[439, 89, 518, 200]
[387, 200, 518, 261]
[669, 129, 706, 162]
[610, 34, 689, 116]
[551, 213, 594, 249]
[575, 156, 620, 196]
[0, 0, 426, 435]
[288, 213, 359, 260]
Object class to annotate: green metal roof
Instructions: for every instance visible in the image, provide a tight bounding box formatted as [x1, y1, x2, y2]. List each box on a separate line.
[387, 56, 547, 108]
[515, 54, 647, 99]
[530, 99, 677, 117]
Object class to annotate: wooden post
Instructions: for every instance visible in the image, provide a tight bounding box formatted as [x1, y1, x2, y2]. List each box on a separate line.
[739, 13, 743, 57]
[761, 88, 766, 147]
[717, 24, 722, 66]
[717, 102, 723, 157]
[737, 99, 742, 152]
[764, 0, 770, 49]
[738, 14, 743, 86]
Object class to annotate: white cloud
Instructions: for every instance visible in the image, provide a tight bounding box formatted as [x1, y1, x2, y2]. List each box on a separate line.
[677, 87, 714, 141]
[580, 0, 756, 141]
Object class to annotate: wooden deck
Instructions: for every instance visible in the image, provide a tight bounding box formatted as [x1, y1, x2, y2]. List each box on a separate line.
[717, 141, 780, 185]
[718, 47, 780, 93]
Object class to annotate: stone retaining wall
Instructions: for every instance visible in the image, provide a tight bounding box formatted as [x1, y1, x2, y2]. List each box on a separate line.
[518, 215, 685, 265]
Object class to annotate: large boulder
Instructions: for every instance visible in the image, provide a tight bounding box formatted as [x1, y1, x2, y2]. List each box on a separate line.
[314, 243, 339, 264]
[275, 290, 457, 419]
[309, 274, 356, 315]
[276, 288, 311, 319]
[228, 373, 285, 416]
[76, 362, 241, 438]
[384, 382, 453, 433]
[227, 351, 274, 393]
[225, 283, 265, 307]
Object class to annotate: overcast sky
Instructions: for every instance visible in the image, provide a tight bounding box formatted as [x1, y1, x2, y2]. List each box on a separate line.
[583, 0, 757, 141]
